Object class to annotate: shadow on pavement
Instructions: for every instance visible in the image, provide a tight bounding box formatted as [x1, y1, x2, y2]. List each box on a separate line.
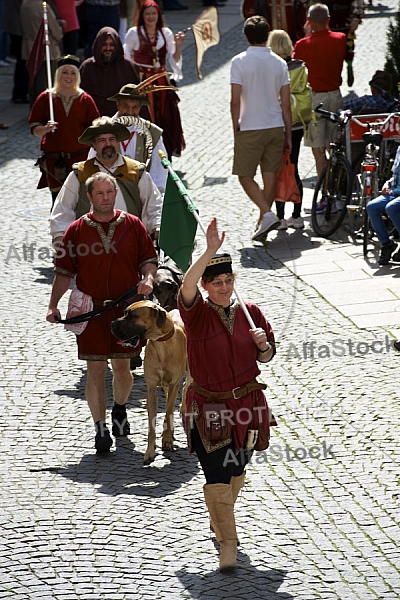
[363, 2, 394, 17]
[53, 442, 199, 497]
[175, 558, 293, 599]
[236, 235, 322, 267]
[178, 24, 244, 88]
[34, 266, 56, 285]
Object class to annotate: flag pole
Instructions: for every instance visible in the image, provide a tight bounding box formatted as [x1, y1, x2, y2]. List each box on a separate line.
[158, 151, 256, 329]
[42, 2, 54, 122]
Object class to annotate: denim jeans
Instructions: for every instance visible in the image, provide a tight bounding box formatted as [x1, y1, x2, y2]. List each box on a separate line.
[366, 193, 400, 245]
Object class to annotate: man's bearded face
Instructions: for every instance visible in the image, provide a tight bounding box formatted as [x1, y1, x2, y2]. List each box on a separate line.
[93, 133, 119, 163]
[101, 36, 115, 63]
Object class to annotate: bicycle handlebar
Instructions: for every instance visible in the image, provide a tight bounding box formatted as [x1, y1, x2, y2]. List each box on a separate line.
[315, 103, 352, 125]
[351, 111, 400, 130]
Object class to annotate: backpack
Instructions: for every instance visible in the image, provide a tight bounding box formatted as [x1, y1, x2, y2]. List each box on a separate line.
[289, 61, 314, 127]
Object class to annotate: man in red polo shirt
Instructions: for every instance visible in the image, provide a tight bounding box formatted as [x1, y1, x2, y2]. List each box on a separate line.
[293, 3, 347, 176]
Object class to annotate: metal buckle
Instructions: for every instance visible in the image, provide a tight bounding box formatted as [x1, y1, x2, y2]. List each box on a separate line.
[232, 386, 241, 399]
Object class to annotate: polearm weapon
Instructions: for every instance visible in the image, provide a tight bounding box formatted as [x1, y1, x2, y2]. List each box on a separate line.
[42, 1, 54, 122]
[158, 151, 257, 329]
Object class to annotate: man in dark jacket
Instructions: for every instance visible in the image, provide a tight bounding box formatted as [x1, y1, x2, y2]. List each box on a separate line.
[80, 27, 142, 117]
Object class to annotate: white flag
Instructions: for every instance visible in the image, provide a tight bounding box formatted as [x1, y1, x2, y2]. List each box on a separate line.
[191, 7, 220, 80]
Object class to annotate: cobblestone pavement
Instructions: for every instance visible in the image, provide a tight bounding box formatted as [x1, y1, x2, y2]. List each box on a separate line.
[0, 3, 399, 599]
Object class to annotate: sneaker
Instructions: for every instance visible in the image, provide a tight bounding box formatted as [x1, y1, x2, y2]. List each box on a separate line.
[111, 403, 131, 437]
[95, 421, 113, 452]
[287, 216, 305, 229]
[277, 218, 288, 230]
[0, 60, 10, 67]
[315, 200, 340, 215]
[378, 239, 397, 265]
[251, 212, 279, 242]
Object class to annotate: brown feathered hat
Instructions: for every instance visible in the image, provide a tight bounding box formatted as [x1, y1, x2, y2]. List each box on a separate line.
[78, 117, 131, 146]
[107, 72, 178, 105]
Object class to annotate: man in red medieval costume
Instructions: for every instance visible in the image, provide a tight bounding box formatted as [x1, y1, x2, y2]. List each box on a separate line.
[46, 172, 158, 453]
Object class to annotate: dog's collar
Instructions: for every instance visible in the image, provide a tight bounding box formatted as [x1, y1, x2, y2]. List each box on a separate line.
[155, 328, 175, 342]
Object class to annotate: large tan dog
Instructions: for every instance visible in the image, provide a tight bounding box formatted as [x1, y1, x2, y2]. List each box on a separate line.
[111, 300, 187, 465]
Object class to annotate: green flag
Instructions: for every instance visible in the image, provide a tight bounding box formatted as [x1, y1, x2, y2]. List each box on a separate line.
[158, 173, 198, 272]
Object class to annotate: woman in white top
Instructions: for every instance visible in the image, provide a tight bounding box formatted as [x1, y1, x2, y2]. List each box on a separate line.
[124, 0, 185, 159]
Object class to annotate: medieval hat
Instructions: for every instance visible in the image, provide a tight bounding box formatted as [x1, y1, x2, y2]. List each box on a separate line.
[107, 73, 178, 105]
[369, 70, 392, 92]
[202, 253, 233, 278]
[57, 54, 80, 68]
[78, 118, 131, 146]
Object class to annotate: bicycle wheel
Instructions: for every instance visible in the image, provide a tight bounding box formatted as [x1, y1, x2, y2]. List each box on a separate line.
[311, 154, 352, 238]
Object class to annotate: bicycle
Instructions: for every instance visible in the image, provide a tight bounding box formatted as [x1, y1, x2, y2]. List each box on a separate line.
[347, 125, 383, 255]
[348, 111, 400, 255]
[311, 105, 353, 238]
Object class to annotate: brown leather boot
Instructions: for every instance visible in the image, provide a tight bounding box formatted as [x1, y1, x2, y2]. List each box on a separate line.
[203, 483, 237, 572]
[231, 471, 245, 503]
[210, 471, 245, 545]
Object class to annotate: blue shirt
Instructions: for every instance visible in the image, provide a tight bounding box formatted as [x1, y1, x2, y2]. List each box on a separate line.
[344, 94, 393, 113]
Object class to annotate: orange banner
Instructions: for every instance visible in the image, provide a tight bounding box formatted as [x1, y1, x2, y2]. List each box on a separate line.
[192, 7, 221, 80]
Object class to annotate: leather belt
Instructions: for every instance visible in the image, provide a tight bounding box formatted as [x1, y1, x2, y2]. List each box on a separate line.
[191, 379, 266, 401]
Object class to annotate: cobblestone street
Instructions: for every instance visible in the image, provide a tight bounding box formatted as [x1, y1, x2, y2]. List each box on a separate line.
[0, 2, 399, 599]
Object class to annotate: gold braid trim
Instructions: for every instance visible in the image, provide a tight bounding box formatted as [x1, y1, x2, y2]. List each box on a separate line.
[82, 211, 126, 253]
[179, 287, 201, 312]
[207, 298, 240, 335]
[54, 266, 75, 278]
[78, 352, 139, 360]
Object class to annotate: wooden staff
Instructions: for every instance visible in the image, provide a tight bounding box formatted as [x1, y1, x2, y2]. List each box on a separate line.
[42, 2, 54, 122]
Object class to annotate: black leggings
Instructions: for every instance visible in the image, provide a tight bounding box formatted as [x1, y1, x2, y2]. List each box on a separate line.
[191, 424, 253, 485]
[276, 128, 304, 220]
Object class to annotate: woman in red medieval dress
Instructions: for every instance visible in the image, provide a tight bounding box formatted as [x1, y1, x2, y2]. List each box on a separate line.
[123, 0, 185, 160]
[29, 54, 100, 206]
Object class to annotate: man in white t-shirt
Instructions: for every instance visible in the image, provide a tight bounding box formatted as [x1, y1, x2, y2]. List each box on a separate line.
[230, 16, 292, 242]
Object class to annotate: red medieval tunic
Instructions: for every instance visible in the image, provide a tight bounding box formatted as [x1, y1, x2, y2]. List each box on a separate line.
[132, 27, 185, 160]
[178, 290, 275, 454]
[55, 210, 158, 360]
[28, 90, 100, 192]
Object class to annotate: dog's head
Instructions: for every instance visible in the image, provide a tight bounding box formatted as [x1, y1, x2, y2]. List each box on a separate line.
[152, 273, 180, 310]
[152, 259, 183, 311]
[111, 300, 169, 347]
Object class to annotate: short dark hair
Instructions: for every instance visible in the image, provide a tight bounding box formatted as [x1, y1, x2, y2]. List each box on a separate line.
[244, 16, 270, 45]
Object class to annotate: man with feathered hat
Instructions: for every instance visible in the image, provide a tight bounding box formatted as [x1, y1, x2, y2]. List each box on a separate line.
[87, 74, 174, 194]
[50, 116, 162, 247]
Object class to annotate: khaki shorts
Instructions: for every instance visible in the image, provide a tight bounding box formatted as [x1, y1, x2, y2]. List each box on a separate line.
[304, 89, 343, 148]
[233, 127, 285, 177]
